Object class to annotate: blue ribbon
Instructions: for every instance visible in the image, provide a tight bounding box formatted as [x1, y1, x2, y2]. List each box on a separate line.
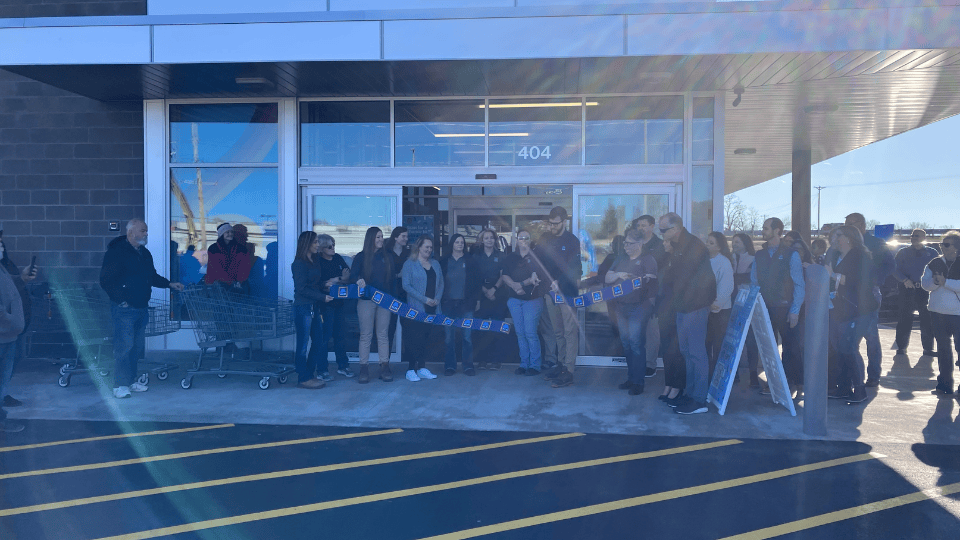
[333, 284, 512, 334]
[552, 276, 652, 307]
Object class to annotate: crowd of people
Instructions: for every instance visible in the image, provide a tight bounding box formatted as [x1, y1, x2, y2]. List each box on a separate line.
[0, 211, 958, 432]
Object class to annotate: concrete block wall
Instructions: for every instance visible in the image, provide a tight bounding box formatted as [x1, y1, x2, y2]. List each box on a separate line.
[0, 68, 144, 358]
[0, 1, 146, 18]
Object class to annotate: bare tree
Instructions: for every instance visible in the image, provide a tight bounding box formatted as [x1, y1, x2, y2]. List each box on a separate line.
[746, 208, 762, 234]
[724, 195, 747, 232]
[907, 221, 931, 230]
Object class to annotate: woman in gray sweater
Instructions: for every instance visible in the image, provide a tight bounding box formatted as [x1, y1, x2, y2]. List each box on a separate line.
[401, 234, 443, 382]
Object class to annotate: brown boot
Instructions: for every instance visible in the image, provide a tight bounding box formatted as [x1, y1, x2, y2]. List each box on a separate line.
[379, 362, 394, 382]
[358, 364, 370, 384]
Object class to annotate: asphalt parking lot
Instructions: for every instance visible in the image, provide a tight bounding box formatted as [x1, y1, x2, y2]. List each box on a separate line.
[1, 420, 958, 540]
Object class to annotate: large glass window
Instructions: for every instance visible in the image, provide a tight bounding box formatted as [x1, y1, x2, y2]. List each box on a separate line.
[300, 101, 390, 167]
[169, 103, 279, 303]
[585, 96, 683, 165]
[488, 99, 582, 166]
[691, 165, 714, 238]
[395, 100, 484, 167]
[170, 104, 278, 164]
[693, 97, 715, 162]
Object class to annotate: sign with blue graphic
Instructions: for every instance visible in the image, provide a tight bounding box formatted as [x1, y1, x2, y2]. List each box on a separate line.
[707, 286, 796, 416]
[403, 214, 434, 244]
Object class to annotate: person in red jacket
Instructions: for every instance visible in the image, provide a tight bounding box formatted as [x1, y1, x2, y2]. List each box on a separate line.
[205, 223, 251, 292]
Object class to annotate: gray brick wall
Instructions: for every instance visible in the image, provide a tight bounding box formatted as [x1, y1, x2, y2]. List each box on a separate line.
[0, 68, 144, 358]
[0, 1, 146, 18]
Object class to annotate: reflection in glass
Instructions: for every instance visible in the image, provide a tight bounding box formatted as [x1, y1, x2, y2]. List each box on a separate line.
[169, 167, 279, 301]
[395, 100, 484, 167]
[693, 97, 715, 162]
[578, 193, 669, 356]
[585, 96, 683, 165]
[170, 103, 278, 164]
[489, 99, 582, 166]
[312, 195, 396, 260]
[692, 166, 714, 238]
[301, 101, 390, 167]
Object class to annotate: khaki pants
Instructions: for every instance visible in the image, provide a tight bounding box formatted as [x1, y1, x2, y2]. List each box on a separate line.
[357, 299, 391, 365]
[543, 294, 580, 372]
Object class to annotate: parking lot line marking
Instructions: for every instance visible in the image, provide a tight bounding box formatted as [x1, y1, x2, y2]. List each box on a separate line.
[87, 438, 740, 540]
[1, 432, 586, 518]
[0, 428, 403, 481]
[415, 452, 882, 540]
[0, 424, 235, 453]
[717, 481, 960, 540]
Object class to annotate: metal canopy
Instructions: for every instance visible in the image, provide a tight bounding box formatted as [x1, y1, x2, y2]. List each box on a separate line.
[6, 48, 960, 192]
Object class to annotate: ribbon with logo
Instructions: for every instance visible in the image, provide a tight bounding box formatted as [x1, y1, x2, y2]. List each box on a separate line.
[332, 284, 512, 334]
[552, 276, 653, 307]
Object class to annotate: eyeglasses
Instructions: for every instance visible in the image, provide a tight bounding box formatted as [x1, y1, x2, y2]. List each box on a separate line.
[548, 220, 563, 227]
[323, 245, 335, 250]
[942, 242, 957, 249]
[517, 236, 531, 241]
[659, 226, 675, 234]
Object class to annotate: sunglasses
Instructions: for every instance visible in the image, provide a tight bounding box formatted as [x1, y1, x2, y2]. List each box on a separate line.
[942, 242, 957, 249]
[659, 226, 675, 234]
[517, 236, 531, 241]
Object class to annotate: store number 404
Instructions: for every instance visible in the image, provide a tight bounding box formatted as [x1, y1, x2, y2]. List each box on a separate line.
[517, 146, 551, 160]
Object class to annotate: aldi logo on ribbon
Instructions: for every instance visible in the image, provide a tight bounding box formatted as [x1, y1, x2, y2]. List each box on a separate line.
[337, 286, 349, 298]
[553, 293, 564, 305]
[424, 315, 436, 324]
[612, 284, 624, 297]
[499, 322, 511, 333]
[388, 299, 401, 312]
[592, 291, 603, 303]
[405, 308, 419, 319]
[461, 318, 473, 328]
[442, 317, 455, 326]
[574, 297, 585, 307]
[372, 291, 384, 304]
[480, 320, 491, 331]
[632, 277, 643, 289]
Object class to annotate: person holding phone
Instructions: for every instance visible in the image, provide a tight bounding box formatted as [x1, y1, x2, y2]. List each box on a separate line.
[921, 230, 960, 396]
[0, 229, 38, 409]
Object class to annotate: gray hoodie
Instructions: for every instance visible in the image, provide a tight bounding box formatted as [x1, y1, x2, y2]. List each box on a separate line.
[0, 268, 24, 344]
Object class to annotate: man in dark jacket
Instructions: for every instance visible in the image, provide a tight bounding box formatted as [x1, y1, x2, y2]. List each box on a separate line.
[751, 217, 805, 391]
[100, 219, 183, 399]
[893, 229, 940, 356]
[537, 207, 582, 388]
[845, 213, 895, 386]
[659, 212, 716, 414]
[632, 214, 667, 378]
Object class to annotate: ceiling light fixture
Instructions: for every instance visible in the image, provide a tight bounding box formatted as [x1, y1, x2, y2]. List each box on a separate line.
[434, 132, 529, 138]
[733, 148, 756, 155]
[235, 77, 274, 87]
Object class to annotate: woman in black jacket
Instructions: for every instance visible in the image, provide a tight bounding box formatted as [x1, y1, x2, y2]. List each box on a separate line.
[440, 234, 481, 375]
[349, 227, 395, 384]
[291, 231, 332, 389]
[827, 225, 877, 404]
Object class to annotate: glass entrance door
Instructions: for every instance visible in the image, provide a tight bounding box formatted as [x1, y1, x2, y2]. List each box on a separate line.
[573, 184, 679, 367]
[301, 187, 402, 362]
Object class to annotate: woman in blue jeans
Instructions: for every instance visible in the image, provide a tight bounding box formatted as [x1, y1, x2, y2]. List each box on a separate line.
[291, 231, 332, 389]
[440, 234, 481, 376]
[502, 230, 548, 375]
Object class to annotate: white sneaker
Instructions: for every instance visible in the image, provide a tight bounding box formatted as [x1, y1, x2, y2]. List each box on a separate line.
[405, 369, 421, 382]
[417, 368, 437, 380]
[130, 382, 149, 392]
[113, 386, 131, 398]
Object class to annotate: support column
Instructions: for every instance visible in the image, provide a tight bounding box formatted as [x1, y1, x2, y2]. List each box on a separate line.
[791, 148, 811, 240]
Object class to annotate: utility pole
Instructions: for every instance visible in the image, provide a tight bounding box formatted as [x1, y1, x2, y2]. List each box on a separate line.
[814, 186, 826, 234]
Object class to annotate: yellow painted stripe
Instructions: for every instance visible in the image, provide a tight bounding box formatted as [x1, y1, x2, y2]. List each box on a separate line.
[416, 452, 883, 540]
[89, 438, 740, 540]
[0, 424, 235, 453]
[3, 432, 585, 518]
[718, 481, 960, 540]
[0, 428, 402, 481]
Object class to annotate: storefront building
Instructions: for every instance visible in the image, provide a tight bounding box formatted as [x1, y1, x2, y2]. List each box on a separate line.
[2, 1, 960, 360]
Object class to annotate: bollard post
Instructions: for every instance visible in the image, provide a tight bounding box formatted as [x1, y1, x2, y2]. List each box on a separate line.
[803, 264, 830, 436]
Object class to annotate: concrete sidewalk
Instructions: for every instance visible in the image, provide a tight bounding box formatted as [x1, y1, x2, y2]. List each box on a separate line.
[4, 326, 958, 446]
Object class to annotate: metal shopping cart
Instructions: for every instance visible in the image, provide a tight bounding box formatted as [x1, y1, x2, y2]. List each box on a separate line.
[177, 284, 295, 390]
[53, 287, 180, 387]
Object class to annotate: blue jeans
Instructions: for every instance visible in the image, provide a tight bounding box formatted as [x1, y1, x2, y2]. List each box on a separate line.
[320, 303, 348, 370]
[864, 287, 882, 381]
[677, 306, 710, 404]
[444, 310, 474, 371]
[294, 304, 326, 382]
[508, 297, 543, 370]
[111, 304, 148, 388]
[838, 313, 871, 390]
[0, 341, 15, 420]
[616, 301, 654, 386]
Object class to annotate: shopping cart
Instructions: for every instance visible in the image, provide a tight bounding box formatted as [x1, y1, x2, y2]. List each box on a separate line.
[177, 284, 295, 390]
[53, 287, 180, 387]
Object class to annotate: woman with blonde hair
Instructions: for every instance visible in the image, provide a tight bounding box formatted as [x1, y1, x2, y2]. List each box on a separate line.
[401, 234, 443, 381]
